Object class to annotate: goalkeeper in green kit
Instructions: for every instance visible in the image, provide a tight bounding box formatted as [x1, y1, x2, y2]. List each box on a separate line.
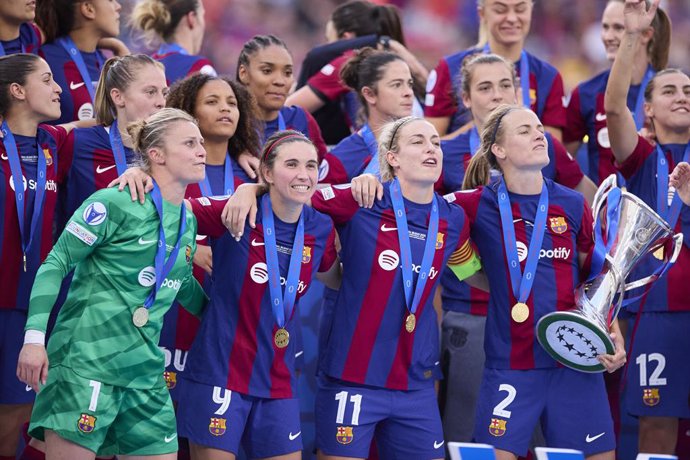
[16, 108, 208, 459]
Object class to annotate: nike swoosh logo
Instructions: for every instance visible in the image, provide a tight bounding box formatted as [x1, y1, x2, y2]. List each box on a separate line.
[434, 440, 444, 449]
[96, 164, 116, 174]
[1, 154, 7, 161]
[138, 237, 157, 245]
[26, 385, 33, 392]
[595, 112, 607, 122]
[70, 81, 85, 90]
[251, 238, 264, 246]
[295, 350, 304, 358]
[586, 432, 605, 442]
[164, 433, 177, 443]
[196, 234, 206, 241]
[289, 431, 301, 441]
[380, 224, 397, 232]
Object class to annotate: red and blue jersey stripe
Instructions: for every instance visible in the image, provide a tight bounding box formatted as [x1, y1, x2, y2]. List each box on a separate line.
[151, 51, 215, 86]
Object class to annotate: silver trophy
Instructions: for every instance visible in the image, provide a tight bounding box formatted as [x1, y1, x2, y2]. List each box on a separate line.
[536, 174, 683, 372]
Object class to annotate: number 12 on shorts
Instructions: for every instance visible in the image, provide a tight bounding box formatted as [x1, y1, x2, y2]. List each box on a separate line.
[636, 353, 667, 387]
[335, 391, 362, 425]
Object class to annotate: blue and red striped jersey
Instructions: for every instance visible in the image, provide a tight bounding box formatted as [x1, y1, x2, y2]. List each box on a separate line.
[448, 178, 593, 369]
[40, 41, 105, 124]
[318, 131, 369, 185]
[0, 125, 67, 310]
[0, 22, 41, 55]
[564, 68, 646, 185]
[424, 48, 566, 134]
[55, 125, 135, 233]
[151, 51, 216, 86]
[184, 197, 337, 398]
[617, 136, 690, 313]
[263, 106, 328, 161]
[314, 182, 472, 390]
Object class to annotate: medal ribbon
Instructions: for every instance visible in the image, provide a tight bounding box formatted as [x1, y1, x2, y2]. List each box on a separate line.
[198, 152, 235, 196]
[2, 121, 47, 270]
[57, 37, 103, 103]
[108, 120, 130, 176]
[633, 67, 654, 130]
[261, 194, 304, 329]
[483, 45, 530, 109]
[656, 144, 690, 230]
[143, 182, 187, 310]
[469, 126, 480, 157]
[390, 178, 439, 316]
[157, 43, 188, 56]
[360, 123, 381, 177]
[497, 178, 549, 304]
[588, 187, 622, 282]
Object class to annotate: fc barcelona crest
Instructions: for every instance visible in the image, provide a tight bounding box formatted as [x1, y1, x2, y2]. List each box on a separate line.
[336, 426, 354, 444]
[163, 371, 177, 389]
[185, 245, 192, 264]
[436, 232, 445, 250]
[302, 246, 312, 264]
[209, 417, 227, 436]
[77, 413, 96, 433]
[643, 388, 660, 406]
[44, 148, 53, 166]
[489, 418, 507, 437]
[549, 216, 568, 234]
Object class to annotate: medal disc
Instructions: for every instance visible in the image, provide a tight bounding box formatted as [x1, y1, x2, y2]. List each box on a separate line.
[511, 302, 529, 323]
[653, 246, 664, 260]
[132, 307, 149, 328]
[405, 313, 416, 333]
[274, 328, 290, 348]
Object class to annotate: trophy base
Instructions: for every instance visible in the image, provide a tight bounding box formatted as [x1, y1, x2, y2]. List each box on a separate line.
[536, 311, 615, 373]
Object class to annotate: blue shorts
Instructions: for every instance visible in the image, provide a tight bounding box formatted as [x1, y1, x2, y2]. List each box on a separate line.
[315, 376, 445, 459]
[176, 378, 302, 457]
[473, 367, 615, 457]
[624, 311, 690, 419]
[0, 309, 35, 404]
[159, 346, 189, 402]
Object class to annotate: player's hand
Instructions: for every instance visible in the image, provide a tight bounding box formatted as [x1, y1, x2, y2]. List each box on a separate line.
[351, 174, 383, 208]
[221, 183, 262, 240]
[193, 244, 213, 275]
[17, 344, 49, 392]
[670, 162, 690, 206]
[623, 0, 659, 35]
[108, 167, 154, 204]
[237, 151, 260, 180]
[598, 331, 626, 373]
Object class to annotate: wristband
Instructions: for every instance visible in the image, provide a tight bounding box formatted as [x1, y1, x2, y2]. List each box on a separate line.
[24, 330, 45, 346]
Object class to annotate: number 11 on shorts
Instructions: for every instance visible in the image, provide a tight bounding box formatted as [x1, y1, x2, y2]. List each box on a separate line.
[335, 391, 362, 425]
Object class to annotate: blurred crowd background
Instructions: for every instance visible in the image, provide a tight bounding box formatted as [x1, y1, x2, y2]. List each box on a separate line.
[117, 0, 690, 94]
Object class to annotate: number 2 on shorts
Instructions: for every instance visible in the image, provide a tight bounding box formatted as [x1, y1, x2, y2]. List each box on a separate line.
[334, 391, 362, 426]
[492, 384, 516, 419]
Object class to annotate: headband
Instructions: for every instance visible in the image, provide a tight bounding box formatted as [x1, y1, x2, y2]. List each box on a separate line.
[261, 133, 309, 162]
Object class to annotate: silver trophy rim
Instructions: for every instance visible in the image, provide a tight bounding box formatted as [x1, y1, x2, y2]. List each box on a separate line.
[536, 310, 615, 373]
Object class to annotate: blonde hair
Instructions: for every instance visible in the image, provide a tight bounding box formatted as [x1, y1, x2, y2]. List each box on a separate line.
[126, 108, 197, 172]
[94, 55, 165, 126]
[463, 104, 526, 189]
[130, 0, 200, 46]
[377, 116, 422, 182]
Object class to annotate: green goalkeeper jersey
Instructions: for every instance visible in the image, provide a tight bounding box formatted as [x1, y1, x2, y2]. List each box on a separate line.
[26, 187, 206, 389]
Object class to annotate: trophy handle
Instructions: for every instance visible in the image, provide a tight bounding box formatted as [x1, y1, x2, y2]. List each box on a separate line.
[591, 174, 618, 220]
[623, 233, 684, 292]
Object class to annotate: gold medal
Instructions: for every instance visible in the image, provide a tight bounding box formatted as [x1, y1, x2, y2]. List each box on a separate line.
[511, 302, 529, 323]
[653, 246, 664, 260]
[405, 313, 416, 333]
[132, 306, 149, 328]
[274, 328, 290, 348]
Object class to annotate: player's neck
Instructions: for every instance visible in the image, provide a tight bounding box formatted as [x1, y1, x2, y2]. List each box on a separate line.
[204, 139, 228, 166]
[487, 38, 523, 63]
[502, 169, 544, 195]
[367, 109, 392, 139]
[151, 172, 186, 206]
[259, 106, 281, 123]
[268, 189, 303, 223]
[0, 18, 21, 41]
[68, 28, 100, 53]
[654, 124, 690, 146]
[396, 176, 434, 204]
[113, 115, 133, 148]
[4, 110, 39, 137]
[169, 30, 196, 55]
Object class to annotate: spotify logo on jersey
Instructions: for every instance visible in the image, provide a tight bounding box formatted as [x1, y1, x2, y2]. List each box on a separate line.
[250, 262, 269, 284]
[378, 250, 400, 271]
[138, 266, 156, 287]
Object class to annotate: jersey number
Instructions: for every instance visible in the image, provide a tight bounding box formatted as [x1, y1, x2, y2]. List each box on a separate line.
[334, 391, 362, 426]
[213, 386, 232, 415]
[88, 380, 101, 412]
[492, 384, 516, 419]
[636, 353, 667, 386]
